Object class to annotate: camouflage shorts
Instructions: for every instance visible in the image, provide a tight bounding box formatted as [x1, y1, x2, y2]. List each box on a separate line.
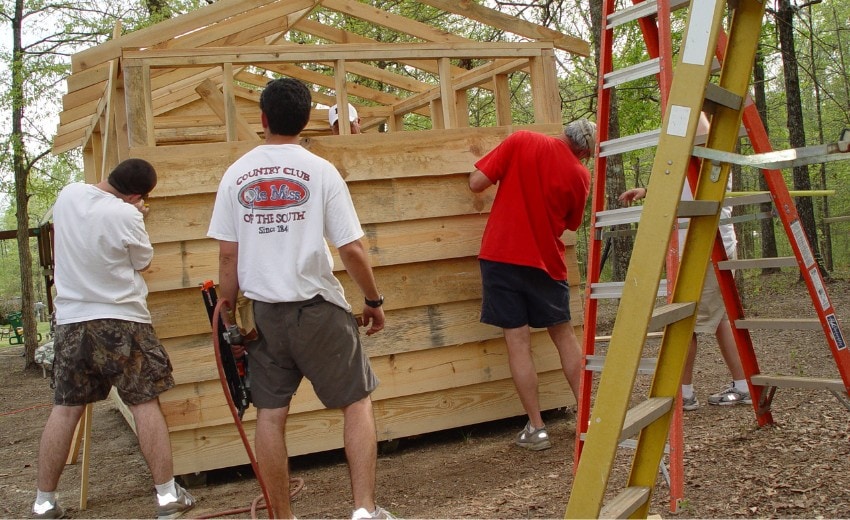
[52, 319, 175, 406]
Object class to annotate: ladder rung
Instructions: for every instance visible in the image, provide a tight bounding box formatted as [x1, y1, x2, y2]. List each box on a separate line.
[649, 302, 696, 331]
[678, 199, 720, 217]
[595, 201, 720, 228]
[604, 58, 660, 89]
[751, 374, 847, 393]
[621, 397, 672, 441]
[605, 0, 690, 28]
[735, 318, 822, 330]
[599, 486, 652, 519]
[723, 211, 774, 226]
[600, 129, 660, 157]
[594, 206, 643, 227]
[590, 280, 669, 299]
[704, 83, 743, 111]
[717, 257, 797, 270]
[724, 192, 774, 206]
[586, 354, 658, 375]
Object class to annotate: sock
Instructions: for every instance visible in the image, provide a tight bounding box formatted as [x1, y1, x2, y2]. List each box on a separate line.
[155, 478, 178, 503]
[681, 384, 695, 399]
[34, 490, 57, 513]
[733, 379, 748, 392]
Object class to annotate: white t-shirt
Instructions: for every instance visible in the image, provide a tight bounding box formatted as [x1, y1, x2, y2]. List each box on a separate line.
[207, 144, 364, 311]
[53, 183, 154, 324]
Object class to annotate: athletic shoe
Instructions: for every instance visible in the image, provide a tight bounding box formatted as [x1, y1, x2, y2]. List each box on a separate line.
[682, 394, 700, 411]
[515, 421, 552, 451]
[707, 383, 752, 406]
[32, 502, 65, 519]
[352, 505, 397, 519]
[156, 484, 196, 520]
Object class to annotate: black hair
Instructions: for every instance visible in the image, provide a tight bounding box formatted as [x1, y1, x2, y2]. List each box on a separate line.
[107, 158, 157, 197]
[259, 78, 312, 136]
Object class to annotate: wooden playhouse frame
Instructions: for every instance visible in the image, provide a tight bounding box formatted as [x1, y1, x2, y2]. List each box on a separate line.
[52, 0, 591, 475]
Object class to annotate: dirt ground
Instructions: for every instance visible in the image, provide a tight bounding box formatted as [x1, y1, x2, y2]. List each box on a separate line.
[2, 272, 849, 519]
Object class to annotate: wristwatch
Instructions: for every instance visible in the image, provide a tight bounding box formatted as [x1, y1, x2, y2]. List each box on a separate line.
[365, 295, 384, 308]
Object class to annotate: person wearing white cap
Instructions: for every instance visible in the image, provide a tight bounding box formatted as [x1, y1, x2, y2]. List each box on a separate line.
[329, 103, 361, 135]
[468, 119, 596, 452]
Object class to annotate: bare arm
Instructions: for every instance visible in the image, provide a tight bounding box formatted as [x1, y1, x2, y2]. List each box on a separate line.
[468, 169, 494, 193]
[337, 239, 384, 336]
[217, 240, 240, 306]
[618, 187, 647, 206]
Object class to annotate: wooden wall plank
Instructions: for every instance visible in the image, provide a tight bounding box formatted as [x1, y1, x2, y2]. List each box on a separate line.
[148, 257, 483, 339]
[131, 124, 560, 198]
[169, 371, 573, 475]
[160, 332, 563, 432]
[143, 214, 488, 291]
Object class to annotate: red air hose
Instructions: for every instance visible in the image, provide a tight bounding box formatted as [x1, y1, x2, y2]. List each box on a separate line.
[201, 297, 303, 519]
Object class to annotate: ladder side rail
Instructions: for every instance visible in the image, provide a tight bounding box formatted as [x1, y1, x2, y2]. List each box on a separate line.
[626, 1, 769, 516]
[575, 0, 618, 466]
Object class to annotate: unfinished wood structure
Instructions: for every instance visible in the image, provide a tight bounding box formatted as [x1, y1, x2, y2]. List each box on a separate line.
[52, 0, 591, 475]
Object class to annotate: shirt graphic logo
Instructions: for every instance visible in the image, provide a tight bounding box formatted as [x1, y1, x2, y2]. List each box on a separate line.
[238, 178, 309, 210]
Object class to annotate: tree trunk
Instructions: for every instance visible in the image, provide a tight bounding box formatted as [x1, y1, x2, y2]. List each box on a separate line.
[776, 0, 830, 280]
[12, 0, 39, 368]
[807, 5, 832, 271]
[752, 45, 781, 274]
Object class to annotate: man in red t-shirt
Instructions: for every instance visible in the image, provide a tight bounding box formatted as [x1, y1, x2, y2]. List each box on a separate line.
[469, 119, 595, 451]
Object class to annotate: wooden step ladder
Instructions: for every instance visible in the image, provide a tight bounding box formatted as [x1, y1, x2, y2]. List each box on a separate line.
[568, 0, 768, 517]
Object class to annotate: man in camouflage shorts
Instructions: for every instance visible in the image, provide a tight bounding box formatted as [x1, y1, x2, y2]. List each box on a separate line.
[32, 159, 195, 520]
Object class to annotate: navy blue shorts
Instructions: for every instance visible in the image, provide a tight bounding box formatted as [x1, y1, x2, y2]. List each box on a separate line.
[479, 259, 572, 329]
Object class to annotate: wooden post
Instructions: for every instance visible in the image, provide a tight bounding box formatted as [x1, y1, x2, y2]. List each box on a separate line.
[65, 403, 94, 510]
[438, 58, 458, 128]
[123, 64, 156, 148]
[334, 59, 351, 135]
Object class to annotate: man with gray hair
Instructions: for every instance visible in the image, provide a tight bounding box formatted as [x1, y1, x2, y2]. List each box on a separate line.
[468, 119, 595, 451]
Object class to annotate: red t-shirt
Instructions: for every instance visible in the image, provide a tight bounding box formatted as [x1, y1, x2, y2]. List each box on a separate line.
[475, 130, 590, 281]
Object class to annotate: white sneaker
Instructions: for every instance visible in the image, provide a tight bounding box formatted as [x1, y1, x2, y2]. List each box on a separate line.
[352, 505, 396, 519]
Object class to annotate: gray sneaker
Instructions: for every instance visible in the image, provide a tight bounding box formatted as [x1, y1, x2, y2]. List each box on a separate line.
[32, 502, 65, 519]
[351, 505, 397, 519]
[156, 484, 195, 520]
[707, 383, 752, 406]
[682, 394, 700, 411]
[515, 421, 552, 451]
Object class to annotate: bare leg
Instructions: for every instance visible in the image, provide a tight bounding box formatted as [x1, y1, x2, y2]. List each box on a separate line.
[128, 398, 173, 485]
[503, 325, 544, 429]
[255, 407, 292, 519]
[546, 321, 583, 400]
[343, 396, 377, 512]
[681, 335, 699, 386]
[37, 405, 86, 492]
[715, 319, 745, 380]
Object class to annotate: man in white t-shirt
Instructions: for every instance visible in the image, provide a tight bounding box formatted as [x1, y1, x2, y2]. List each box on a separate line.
[32, 158, 195, 519]
[208, 78, 393, 520]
